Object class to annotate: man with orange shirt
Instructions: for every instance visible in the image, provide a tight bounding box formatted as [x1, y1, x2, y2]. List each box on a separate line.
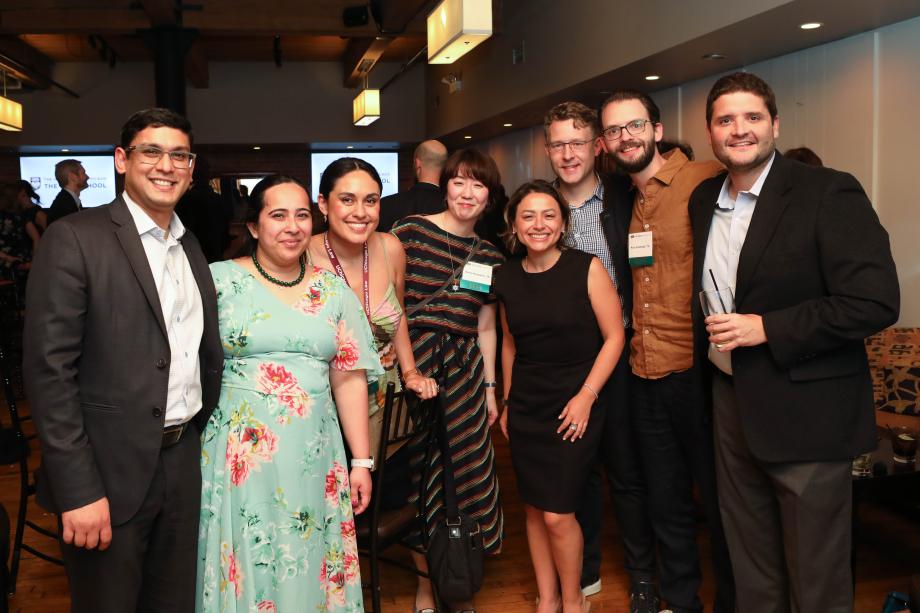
[600, 90, 734, 613]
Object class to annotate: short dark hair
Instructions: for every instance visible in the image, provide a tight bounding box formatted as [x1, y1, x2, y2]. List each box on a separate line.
[501, 180, 570, 255]
[120, 108, 193, 150]
[599, 89, 661, 124]
[705, 72, 777, 125]
[543, 101, 599, 139]
[440, 148, 502, 213]
[783, 147, 823, 167]
[54, 159, 82, 187]
[318, 157, 383, 200]
[245, 175, 309, 253]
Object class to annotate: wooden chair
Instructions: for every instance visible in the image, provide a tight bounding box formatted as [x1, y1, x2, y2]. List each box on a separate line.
[0, 322, 63, 597]
[358, 382, 440, 613]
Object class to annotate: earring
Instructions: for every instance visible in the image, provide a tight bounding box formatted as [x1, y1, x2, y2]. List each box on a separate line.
[323, 214, 328, 224]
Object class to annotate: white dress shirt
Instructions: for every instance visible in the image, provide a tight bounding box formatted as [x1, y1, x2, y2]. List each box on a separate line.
[702, 152, 776, 375]
[124, 193, 204, 426]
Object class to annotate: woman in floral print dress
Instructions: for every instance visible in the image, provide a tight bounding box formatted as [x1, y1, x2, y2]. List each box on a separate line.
[196, 175, 382, 612]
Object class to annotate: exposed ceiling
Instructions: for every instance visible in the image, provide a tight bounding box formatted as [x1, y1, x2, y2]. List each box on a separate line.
[0, 0, 433, 91]
[434, 0, 920, 149]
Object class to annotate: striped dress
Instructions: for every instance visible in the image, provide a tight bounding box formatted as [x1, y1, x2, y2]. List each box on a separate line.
[392, 215, 505, 554]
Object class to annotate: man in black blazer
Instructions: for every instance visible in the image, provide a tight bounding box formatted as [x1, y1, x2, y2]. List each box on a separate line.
[377, 139, 447, 232]
[23, 108, 223, 612]
[47, 159, 88, 224]
[689, 73, 899, 612]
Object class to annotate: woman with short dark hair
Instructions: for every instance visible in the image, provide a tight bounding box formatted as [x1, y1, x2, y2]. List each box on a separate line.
[392, 148, 506, 613]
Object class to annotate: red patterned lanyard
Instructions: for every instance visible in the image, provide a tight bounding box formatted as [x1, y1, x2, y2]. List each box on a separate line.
[323, 233, 370, 320]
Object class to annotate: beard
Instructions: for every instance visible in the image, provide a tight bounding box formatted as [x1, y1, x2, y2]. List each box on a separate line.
[613, 138, 656, 174]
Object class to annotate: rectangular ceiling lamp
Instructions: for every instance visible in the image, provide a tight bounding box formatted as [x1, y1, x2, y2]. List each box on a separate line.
[427, 0, 492, 65]
[0, 95, 22, 131]
[353, 89, 380, 126]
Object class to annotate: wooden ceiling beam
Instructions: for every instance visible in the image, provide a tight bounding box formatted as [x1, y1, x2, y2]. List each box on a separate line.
[0, 35, 54, 89]
[0, 10, 149, 35]
[342, 36, 392, 89]
[185, 40, 208, 88]
[138, 0, 180, 27]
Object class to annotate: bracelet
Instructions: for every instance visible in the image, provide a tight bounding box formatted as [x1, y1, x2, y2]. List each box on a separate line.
[582, 383, 599, 400]
[402, 368, 418, 378]
[351, 458, 375, 470]
[483, 381, 496, 388]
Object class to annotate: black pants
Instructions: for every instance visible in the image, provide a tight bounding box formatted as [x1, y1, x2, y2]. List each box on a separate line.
[576, 336, 656, 587]
[631, 368, 734, 613]
[712, 372, 852, 613]
[62, 429, 201, 613]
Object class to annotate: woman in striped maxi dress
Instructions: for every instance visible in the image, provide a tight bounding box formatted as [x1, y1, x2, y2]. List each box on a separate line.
[392, 148, 505, 613]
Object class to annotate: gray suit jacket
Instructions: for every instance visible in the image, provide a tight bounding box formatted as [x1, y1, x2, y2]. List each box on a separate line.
[23, 196, 223, 525]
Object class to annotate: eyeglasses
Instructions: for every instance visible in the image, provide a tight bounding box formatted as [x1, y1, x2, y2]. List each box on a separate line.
[601, 119, 654, 141]
[126, 145, 197, 168]
[546, 139, 593, 154]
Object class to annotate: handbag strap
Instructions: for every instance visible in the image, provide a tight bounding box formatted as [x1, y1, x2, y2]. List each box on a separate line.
[435, 384, 461, 519]
[406, 237, 481, 318]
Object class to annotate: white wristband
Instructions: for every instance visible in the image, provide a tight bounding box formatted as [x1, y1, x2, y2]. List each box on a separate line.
[351, 458, 374, 470]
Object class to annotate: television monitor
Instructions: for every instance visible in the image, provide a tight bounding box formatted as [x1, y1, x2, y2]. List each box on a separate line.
[238, 177, 266, 196]
[19, 154, 117, 208]
[310, 152, 398, 199]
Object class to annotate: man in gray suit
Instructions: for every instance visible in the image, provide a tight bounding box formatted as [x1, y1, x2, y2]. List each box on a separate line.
[24, 108, 223, 612]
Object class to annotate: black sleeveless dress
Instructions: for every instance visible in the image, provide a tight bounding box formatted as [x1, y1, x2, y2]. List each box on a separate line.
[493, 248, 604, 513]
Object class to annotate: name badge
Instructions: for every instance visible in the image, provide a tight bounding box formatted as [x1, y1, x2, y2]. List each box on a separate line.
[628, 231, 653, 267]
[459, 261, 493, 293]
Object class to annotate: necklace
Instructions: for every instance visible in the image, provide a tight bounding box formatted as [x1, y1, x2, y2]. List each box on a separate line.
[323, 233, 371, 319]
[251, 250, 306, 287]
[443, 228, 460, 291]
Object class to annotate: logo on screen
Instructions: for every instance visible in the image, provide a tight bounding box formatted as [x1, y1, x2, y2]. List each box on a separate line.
[30, 177, 41, 190]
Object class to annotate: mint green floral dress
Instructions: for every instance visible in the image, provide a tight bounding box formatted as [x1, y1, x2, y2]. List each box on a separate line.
[197, 261, 383, 613]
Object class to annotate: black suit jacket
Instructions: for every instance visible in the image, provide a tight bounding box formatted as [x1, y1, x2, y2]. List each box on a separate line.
[378, 182, 444, 232]
[23, 196, 223, 525]
[47, 189, 79, 225]
[689, 153, 899, 462]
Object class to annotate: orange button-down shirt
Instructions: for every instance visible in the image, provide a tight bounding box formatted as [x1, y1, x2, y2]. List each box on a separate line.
[629, 149, 722, 379]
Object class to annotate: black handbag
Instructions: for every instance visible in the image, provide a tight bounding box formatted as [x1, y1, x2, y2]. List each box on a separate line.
[424, 386, 485, 603]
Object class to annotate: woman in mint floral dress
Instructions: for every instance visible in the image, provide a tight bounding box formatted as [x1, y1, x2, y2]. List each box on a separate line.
[197, 175, 382, 613]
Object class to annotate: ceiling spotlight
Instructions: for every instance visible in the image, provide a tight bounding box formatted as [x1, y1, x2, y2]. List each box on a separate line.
[464, 135, 472, 139]
[702, 53, 726, 60]
[645, 75, 660, 81]
[503, 123, 512, 127]
[799, 22, 822, 30]
[252, 146, 261, 150]
[346, 145, 355, 149]
[61, 148, 69, 152]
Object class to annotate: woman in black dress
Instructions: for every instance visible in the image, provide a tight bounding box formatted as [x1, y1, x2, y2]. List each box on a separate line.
[494, 181, 624, 613]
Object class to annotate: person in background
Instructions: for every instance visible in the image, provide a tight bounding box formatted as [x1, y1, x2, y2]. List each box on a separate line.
[175, 155, 229, 263]
[495, 180, 624, 613]
[599, 89, 735, 613]
[197, 175, 382, 611]
[543, 100, 657, 610]
[783, 146, 823, 166]
[15, 179, 47, 232]
[378, 139, 448, 232]
[23, 108, 223, 612]
[48, 159, 89, 224]
[0, 182, 40, 281]
[691, 71, 898, 613]
[393, 148, 505, 613]
[308, 157, 438, 457]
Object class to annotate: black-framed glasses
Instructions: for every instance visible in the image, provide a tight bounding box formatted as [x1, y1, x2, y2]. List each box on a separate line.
[126, 145, 197, 168]
[546, 139, 593, 154]
[601, 119, 654, 141]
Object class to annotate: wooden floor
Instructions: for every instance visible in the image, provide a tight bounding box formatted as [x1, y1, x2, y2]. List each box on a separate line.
[3, 404, 920, 613]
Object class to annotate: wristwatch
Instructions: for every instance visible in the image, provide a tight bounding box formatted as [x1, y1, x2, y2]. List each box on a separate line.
[351, 458, 375, 470]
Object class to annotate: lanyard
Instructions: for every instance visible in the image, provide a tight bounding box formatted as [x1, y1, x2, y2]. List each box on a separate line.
[323, 233, 370, 320]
